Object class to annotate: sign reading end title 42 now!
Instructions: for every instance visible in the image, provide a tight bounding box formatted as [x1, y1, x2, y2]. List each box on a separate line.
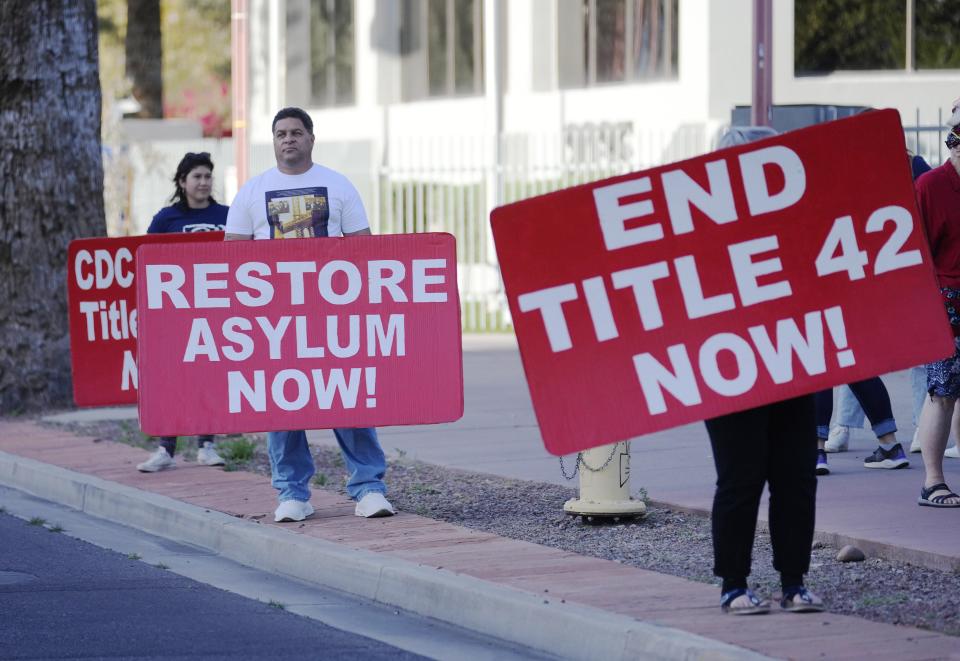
[492, 109, 953, 456]
[135, 234, 463, 435]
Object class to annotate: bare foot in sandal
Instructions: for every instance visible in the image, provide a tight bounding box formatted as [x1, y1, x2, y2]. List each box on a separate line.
[918, 482, 960, 508]
[720, 588, 770, 614]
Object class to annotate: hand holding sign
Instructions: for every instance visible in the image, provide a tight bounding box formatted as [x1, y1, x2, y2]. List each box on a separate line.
[491, 109, 952, 456]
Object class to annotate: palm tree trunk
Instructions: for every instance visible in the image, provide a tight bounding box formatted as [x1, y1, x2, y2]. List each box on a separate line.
[0, 0, 106, 412]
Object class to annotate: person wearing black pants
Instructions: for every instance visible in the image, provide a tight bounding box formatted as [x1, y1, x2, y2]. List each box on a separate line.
[813, 378, 906, 475]
[135, 152, 228, 474]
[705, 395, 824, 614]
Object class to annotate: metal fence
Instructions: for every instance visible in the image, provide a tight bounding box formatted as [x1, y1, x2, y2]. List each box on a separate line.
[376, 117, 951, 332]
[376, 122, 714, 331]
[110, 114, 950, 333]
[903, 108, 951, 167]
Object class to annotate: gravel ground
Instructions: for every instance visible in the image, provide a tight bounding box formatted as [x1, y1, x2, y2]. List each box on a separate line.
[34, 417, 960, 637]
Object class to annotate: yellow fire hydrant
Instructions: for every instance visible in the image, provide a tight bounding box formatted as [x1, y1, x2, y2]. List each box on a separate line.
[563, 441, 647, 522]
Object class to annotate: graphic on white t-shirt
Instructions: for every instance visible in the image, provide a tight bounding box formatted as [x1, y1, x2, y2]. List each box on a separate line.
[264, 186, 329, 239]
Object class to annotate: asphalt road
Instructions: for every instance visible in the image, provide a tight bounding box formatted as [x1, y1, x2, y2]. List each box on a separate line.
[0, 511, 425, 661]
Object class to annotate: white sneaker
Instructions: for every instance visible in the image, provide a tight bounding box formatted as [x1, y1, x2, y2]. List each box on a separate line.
[355, 492, 396, 518]
[909, 429, 922, 453]
[946, 445, 960, 459]
[197, 442, 225, 466]
[274, 500, 314, 522]
[824, 426, 850, 453]
[137, 448, 175, 473]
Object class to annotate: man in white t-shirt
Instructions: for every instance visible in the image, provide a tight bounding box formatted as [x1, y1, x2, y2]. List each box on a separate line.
[225, 107, 396, 522]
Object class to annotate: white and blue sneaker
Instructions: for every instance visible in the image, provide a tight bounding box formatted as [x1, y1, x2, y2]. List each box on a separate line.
[816, 449, 830, 476]
[864, 443, 909, 469]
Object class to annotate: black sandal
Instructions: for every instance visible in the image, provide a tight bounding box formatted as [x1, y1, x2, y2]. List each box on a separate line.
[918, 483, 960, 508]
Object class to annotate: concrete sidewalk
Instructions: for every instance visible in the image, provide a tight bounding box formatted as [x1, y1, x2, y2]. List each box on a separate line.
[334, 334, 960, 574]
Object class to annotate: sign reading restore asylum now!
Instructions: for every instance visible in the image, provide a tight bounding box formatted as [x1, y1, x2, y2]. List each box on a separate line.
[491, 109, 953, 456]
[68, 232, 224, 407]
[135, 233, 463, 435]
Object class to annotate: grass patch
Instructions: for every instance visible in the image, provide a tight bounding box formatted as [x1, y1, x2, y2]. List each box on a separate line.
[48, 524, 64, 533]
[312, 473, 329, 486]
[28, 517, 46, 526]
[268, 600, 286, 610]
[116, 420, 152, 447]
[858, 593, 907, 608]
[127, 553, 142, 561]
[221, 438, 256, 462]
[154, 563, 169, 570]
[409, 483, 440, 495]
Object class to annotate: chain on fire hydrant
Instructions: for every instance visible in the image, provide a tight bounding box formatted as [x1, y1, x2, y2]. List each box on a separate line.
[562, 441, 647, 522]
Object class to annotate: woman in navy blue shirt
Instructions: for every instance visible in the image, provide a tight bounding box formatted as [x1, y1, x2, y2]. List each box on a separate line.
[137, 152, 228, 473]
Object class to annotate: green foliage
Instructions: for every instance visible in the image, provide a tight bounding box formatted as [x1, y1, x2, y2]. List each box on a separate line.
[795, 0, 905, 74]
[409, 483, 440, 495]
[221, 438, 256, 462]
[48, 524, 64, 533]
[97, 0, 231, 135]
[28, 517, 46, 526]
[795, 0, 960, 73]
[312, 473, 329, 487]
[115, 420, 153, 448]
[162, 0, 232, 135]
[858, 592, 907, 608]
[915, 0, 960, 69]
[267, 600, 286, 610]
[127, 552, 142, 561]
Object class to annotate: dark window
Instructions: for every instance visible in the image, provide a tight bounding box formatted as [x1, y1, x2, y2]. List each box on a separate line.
[562, 0, 678, 88]
[426, 0, 483, 97]
[795, 0, 960, 74]
[915, 0, 960, 69]
[310, 0, 355, 106]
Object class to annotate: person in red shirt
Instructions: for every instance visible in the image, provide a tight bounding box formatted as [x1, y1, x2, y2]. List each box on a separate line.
[914, 99, 960, 507]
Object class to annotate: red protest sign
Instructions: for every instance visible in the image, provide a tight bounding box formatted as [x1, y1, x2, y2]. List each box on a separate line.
[491, 109, 953, 456]
[135, 233, 463, 435]
[67, 232, 223, 407]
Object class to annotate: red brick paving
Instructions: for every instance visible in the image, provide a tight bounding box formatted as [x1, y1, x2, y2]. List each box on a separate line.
[2, 420, 957, 660]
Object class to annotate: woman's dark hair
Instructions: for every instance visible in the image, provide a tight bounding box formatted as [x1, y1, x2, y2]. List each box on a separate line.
[170, 151, 216, 208]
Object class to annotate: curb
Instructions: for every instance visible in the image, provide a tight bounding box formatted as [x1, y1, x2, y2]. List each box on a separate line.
[0, 450, 770, 661]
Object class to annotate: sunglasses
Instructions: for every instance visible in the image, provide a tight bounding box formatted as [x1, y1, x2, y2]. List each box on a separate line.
[946, 127, 960, 150]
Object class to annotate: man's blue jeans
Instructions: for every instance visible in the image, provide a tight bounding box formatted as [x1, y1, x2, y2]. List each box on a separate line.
[267, 428, 387, 503]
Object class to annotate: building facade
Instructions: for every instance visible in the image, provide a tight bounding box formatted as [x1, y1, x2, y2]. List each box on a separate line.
[235, 1, 960, 328]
